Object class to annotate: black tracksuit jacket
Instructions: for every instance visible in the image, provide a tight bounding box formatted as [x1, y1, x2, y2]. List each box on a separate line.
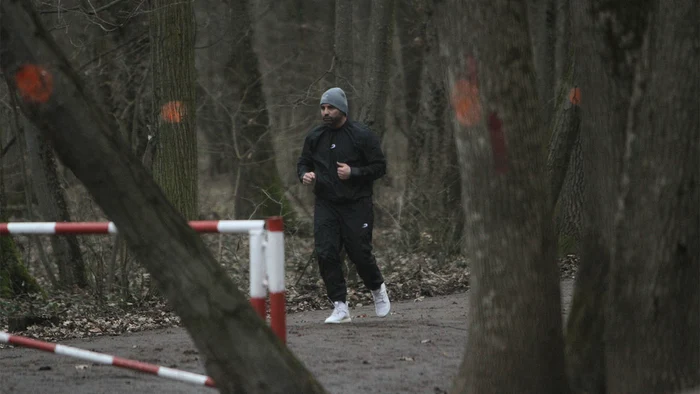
[296, 120, 386, 203]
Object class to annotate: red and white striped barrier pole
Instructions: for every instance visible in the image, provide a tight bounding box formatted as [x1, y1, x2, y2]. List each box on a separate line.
[0, 331, 216, 389]
[265, 217, 286, 344]
[0, 220, 265, 235]
[248, 228, 267, 319]
[1, 218, 287, 343]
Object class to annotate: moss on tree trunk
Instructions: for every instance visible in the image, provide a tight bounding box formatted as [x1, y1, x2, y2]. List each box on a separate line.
[0, 233, 41, 298]
[0, 104, 41, 299]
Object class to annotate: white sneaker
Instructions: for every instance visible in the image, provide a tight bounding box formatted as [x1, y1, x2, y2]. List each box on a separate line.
[371, 283, 391, 317]
[324, 301, 352, 324]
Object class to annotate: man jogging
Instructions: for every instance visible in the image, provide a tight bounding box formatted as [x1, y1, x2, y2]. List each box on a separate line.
[297, 87, 391, 324]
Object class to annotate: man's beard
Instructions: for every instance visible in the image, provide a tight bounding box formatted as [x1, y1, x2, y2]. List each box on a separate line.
[323, 114, 342, 127]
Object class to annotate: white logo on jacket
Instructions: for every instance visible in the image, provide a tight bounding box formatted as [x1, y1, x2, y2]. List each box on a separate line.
[362, 223, 368, 229]
[330, 144, 336, 149]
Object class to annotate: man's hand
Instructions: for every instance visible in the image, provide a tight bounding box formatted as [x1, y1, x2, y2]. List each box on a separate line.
[302, 171, 316, 185]
[337, 162, 351, 180]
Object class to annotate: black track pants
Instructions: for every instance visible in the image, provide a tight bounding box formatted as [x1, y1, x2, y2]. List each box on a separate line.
[314, 197, 384, 303]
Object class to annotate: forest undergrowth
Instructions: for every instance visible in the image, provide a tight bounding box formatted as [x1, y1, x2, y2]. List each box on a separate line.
[0, 225, 578, 344]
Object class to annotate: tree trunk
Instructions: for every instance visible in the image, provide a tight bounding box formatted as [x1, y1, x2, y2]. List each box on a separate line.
[555, 134, 583, 256]
[446, 0, 568, 392]
[563, 1, 629, 391]
[0, 2, 326, 392]
[149, 0, 199, 220]
[333, 0, 354, 94]
[567, 1, 700, 392]
[196, 0, 236, 178]
[22, 120, 87, 288]
[527, 0, 556, 127]
[358, 0, 395, 139]
[554, 0, 571, 95]
[546, 51, 583, 255]
[402, 4, 463, 255]
[397, 0, 429, 134]
[546, 79, 579, 207]
[352, 0, 372, 85]
[546, 0, 583, 256]
[225, 0, 291, 220]
[591, 1, 698, 391]
[0, 124, 41, 298]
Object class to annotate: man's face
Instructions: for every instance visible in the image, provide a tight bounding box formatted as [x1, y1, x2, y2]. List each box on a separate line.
[321, 104, 344, 127]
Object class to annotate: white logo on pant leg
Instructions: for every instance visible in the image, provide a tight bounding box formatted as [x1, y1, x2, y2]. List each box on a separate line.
[330, 144, 336, 149]
[362, 223, 368, 229]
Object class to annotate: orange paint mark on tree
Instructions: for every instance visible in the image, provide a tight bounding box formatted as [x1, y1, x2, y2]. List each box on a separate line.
[451, 79, 482, 127]
[569, 87, 581, 105]
[15, 64, 54, 104]
[160, 101, 185, 123]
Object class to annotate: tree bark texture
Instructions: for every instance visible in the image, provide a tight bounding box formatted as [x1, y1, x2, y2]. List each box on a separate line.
[0, 2, 326, 392]
[547, 91, 580, 208]
[224, 0, 290, 220]
[333, 0, 354, 95]
[555, 134, 583, 255]
[596, 1, 699, 391]
[563, 1, 629, 391]
[149, 0, 199, 220]
[358, 0, 395, 139]
[196, 0, 235, 177]
[402, 6, 463, 256]
[527, 0, 556, 127]
[446, 1, 568, 393]
[22, 120, 87, 288]
[554, 0, 572, 94]
[546, 48, 583, 255]
[0, 125, 41, 297]
[569, 0, 700, 392]
[397, 0, 429, 134]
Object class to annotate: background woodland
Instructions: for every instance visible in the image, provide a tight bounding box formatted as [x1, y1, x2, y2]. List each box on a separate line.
[0, 0, 697, 393]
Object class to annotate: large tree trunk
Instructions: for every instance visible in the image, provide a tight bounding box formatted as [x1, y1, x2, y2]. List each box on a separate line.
[0, 2, 326, 393]
[397, 0, 429, 135]
[22, 120, 87, 289]
[0, 124, 40, 298]
[358, 0, 395, 139]
[399, 0, 431, 171]
[555, 135, 583, 255]
[546, 3, 583, 254]
[563, 1, 628, 392]
[591, 1, 699, 391]
[356, 0, 396, 228]
[527, 0, 556, 126]
[446, 0, 568, 392]
[196, 0, 235, 178]
[333, 0, 354, 94]
[0, 199, 41, 297]
[225, 0, 290, 219]
[546, 0, 583, 257]
[401, 3, 463, 256]
[567, 1, 700, 392]
[149, 0, 199, 220]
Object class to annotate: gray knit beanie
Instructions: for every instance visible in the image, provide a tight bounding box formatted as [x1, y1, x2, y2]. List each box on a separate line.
[320, 87, 348, 115]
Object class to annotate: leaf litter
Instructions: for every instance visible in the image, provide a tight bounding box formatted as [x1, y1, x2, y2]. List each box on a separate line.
[0, 230, 577, 346]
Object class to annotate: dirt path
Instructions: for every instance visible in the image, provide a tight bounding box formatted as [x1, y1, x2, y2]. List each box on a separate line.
[0, 280, 574, 394]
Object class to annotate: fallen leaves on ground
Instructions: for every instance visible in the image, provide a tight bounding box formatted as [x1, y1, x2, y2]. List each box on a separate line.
[0, 230, 578, 346]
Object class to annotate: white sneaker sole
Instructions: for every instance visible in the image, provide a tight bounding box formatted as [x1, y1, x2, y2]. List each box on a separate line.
[376, 306, 390, 318]
[324, 316, 352, 324]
